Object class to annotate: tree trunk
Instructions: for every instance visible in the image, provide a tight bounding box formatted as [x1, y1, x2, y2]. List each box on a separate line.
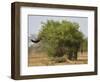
[67, 51, 78, 60]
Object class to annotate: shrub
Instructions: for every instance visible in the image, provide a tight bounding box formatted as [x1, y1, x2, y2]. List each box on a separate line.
[39, 20, 86, 60]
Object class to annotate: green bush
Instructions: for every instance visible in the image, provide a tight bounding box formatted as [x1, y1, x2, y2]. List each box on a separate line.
[38, 20, 87, 60]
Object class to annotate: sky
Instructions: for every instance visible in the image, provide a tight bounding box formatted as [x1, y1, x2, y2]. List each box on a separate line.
[28, 15, 88, 37]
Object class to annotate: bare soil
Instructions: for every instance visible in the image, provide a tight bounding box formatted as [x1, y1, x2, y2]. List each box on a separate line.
[28, 49, 88, 66]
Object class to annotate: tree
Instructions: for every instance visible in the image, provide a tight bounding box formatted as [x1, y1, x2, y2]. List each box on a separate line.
[39, 20, 85, 60]
[80, 37, 88, 53]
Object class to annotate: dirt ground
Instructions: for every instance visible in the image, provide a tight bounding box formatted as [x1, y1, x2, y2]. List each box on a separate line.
[28, 47, 88, 66]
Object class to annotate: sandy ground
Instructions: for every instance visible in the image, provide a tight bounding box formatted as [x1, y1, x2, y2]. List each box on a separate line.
[28, 46, 88, 66]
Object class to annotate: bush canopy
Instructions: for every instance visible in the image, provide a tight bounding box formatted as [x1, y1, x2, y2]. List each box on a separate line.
[38, 20, 87, 60]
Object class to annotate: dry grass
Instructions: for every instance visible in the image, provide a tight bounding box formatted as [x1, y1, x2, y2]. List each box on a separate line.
[28, 44, 88, 66]
[28, 48, 88, 66]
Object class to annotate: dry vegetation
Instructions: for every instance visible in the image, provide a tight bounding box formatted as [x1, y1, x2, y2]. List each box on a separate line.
[28, 46, 87, 66]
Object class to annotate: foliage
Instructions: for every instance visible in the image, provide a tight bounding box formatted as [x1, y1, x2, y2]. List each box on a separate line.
[81, 38, 88, 52]
[39, 20, 87, 60]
